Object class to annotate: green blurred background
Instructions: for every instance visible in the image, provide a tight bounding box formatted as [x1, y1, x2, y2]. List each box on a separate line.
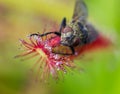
[0, 0, 120, 94]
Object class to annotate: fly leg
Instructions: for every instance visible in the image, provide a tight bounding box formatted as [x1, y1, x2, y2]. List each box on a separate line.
[30, 17, 66, 37]
[59, 17, 66, 33]
[30, 31, 61, 37]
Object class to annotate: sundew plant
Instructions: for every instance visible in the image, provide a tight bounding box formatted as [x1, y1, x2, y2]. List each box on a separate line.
[0, 0, 119, 94]
[16, 0, 111, 81]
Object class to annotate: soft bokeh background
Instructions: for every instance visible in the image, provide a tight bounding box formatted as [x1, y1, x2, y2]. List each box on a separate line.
[0, 0, 120, 94]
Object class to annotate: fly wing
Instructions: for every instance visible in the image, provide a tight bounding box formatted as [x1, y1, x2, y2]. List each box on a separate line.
[86, 23, 99, 43]
[72, 0, 88, 24]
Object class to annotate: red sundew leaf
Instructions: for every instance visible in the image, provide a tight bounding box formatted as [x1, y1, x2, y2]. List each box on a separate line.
[48, 36, 61, 47]
[16, 28, 112, 81]
[16, 35, 75, 81]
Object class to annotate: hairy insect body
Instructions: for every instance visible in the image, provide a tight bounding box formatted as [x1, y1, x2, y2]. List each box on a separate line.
[30, 0, 98, 55]
[61, 20, 88, 47]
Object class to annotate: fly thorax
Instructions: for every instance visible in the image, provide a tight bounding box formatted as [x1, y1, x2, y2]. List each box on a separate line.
[68, 21, 82, 41]
[69, 21, 88, 44]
